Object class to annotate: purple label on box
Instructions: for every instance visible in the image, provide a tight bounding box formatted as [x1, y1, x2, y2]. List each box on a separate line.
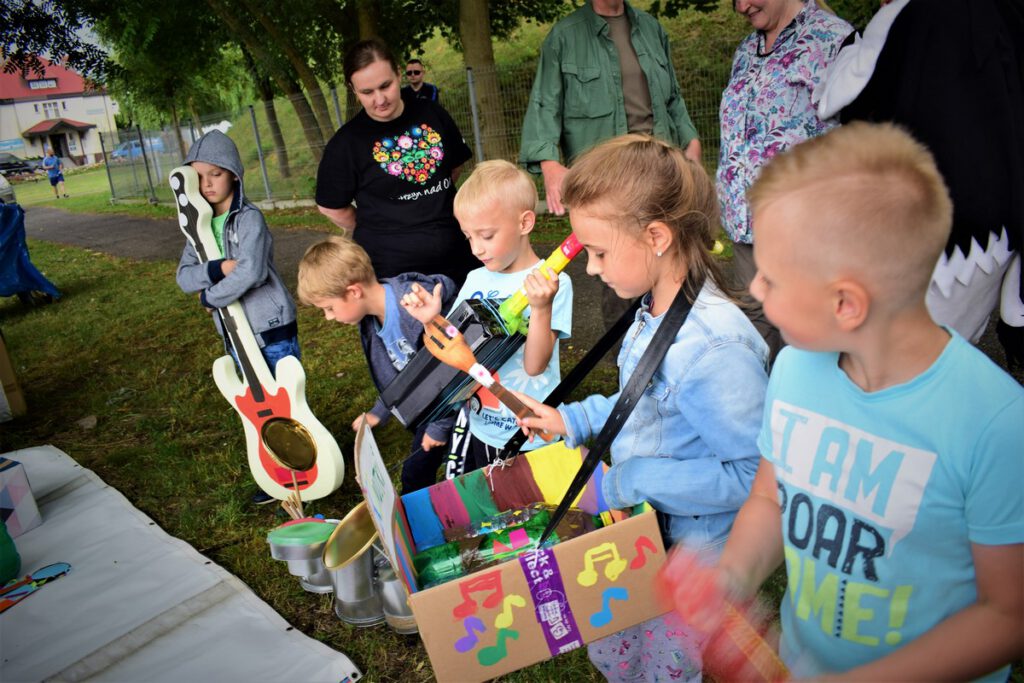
[519, 547, 583, 656]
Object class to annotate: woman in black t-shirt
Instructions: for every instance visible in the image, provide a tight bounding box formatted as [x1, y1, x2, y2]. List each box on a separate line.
[316, 40, 477, 286]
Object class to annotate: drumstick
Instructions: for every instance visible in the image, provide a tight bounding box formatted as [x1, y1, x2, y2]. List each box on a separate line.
[657, 549, 789, 683]
[498, 233, 583, 334]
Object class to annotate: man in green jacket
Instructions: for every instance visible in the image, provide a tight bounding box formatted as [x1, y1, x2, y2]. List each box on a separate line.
[519, 0, 702, 216]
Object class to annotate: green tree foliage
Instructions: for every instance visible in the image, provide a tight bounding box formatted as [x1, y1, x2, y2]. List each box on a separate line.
[416, 0, 572, 52]
[826, 0, 879, 32]
[649, 0, 721, 17]
[0, 0, 108, 78]
[75, 0, 246, 130]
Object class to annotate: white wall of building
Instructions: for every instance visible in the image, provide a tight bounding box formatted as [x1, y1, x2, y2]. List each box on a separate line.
[0, 93, 119, 163]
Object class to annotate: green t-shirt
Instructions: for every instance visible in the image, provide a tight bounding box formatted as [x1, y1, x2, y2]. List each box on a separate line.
[211, 212, 228, 256]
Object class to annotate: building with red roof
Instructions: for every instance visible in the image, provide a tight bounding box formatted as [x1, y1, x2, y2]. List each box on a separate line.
[0, 57, 119, 165]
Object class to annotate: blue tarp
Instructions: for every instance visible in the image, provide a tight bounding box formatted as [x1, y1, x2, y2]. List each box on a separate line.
[0, 204, 60, 301]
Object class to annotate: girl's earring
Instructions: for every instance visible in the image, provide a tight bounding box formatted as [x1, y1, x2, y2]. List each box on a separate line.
[656, 251, 663, 257]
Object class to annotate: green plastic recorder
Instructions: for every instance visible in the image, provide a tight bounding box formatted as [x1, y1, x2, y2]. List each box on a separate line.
[498, 233, 583, 335]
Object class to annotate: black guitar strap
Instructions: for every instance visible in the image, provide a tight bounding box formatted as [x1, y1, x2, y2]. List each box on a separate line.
[496, 298, 643, 461]
[536, 277, 704, 546]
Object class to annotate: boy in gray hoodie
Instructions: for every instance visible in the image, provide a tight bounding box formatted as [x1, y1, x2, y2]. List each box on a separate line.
[176, 130, 299, 373]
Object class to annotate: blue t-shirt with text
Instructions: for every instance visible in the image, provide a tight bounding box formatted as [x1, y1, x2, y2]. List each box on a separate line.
[758, 332, 1023, 680]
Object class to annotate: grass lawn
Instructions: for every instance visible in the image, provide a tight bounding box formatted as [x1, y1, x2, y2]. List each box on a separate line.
[0, 239, 621, 682]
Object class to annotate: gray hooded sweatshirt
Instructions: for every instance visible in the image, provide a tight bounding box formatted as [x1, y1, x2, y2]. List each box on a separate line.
[175, 130, 297, 348]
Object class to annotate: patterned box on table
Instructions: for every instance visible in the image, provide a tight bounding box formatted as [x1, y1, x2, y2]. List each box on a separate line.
[0, 458, 41, 538]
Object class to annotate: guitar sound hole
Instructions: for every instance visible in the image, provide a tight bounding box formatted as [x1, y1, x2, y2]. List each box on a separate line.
[261, 418, 317, 471]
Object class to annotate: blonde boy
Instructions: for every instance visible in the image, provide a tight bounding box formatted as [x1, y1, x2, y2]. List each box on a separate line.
[297, 236, 457, 492]
[401, 160, 574, 476]
[675, 122, 1023, 680]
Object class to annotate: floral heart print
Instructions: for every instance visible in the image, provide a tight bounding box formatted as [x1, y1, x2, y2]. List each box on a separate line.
[372, 123, 445, 185]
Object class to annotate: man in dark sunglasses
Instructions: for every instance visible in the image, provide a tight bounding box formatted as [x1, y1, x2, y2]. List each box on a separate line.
[401, 59, 440, 103]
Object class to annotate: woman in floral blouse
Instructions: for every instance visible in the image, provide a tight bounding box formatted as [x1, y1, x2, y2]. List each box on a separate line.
[718, 0, 852, 360]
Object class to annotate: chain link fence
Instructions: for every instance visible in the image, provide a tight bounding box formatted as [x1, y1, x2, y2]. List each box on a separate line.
[103, 58, 732, 204]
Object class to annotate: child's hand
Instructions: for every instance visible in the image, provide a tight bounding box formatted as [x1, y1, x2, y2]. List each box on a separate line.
[421, 433, 445, 451]
[400, 282, 444, 325]
[198, 292, 214, 313]
[351, 412, 380, 433]
[515, 392, 566, 440]
[221, 259, 237, 276]
[657, 547, 743, 636]
[523, 266, 559, 311]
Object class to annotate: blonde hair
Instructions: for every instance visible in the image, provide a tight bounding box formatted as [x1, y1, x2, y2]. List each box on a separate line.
[296, 236, 376, 304]
[748, 122, 952, 304]
[562, 134, 726, 300]
[454, 160, 537, 217]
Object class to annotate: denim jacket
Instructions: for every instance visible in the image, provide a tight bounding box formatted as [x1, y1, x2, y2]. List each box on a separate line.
[560, 282, 768, 550]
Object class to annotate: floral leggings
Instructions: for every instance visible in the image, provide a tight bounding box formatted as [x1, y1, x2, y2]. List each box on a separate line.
[589, 536, 723, 683]
[588, 611, 705, 683]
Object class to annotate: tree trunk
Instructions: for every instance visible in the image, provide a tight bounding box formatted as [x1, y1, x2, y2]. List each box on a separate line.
[187, 98, 203, 143]
[356, 0, 381, 40]
[340, 1, 361, 121]
[169, 101, 187, 159]
[204, 0, 323, 162]
[260, 84, 288, 180]
[459, 0, 507, 160]
[239, 0, 336, 140]
[241, 47, 290, 177]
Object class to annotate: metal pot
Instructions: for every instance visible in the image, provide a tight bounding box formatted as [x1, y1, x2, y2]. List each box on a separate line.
[323, 501, 384, 626]
[375, 548, 418, 635]
[267, 519, 336, 593]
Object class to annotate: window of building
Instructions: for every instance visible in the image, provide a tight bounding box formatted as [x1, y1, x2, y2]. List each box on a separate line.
[27, 79, 57, 90]
[43, 101, 59, 118]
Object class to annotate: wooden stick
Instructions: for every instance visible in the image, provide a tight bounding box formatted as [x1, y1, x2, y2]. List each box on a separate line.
[289, 470, 304, 518]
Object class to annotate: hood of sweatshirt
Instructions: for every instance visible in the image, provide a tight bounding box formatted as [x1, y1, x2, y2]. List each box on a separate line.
[184, 129, 246, 204]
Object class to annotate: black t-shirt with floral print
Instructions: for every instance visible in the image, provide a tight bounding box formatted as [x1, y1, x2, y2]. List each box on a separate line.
[316, 98, 476, 285]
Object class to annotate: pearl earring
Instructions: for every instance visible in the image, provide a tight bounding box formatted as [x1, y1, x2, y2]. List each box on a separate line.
[656, 251, 663, 257]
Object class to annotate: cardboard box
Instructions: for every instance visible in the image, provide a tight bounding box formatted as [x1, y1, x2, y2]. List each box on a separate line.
[0, 330, 27, 420]
[0, 458, 42, 537]
[355, 423, 668, 682]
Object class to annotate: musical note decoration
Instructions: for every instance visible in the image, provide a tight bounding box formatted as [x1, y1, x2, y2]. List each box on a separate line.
[630, 535, 658, 570]
[590, 586, 630, 628]
[576, 542, 628, 587]
[452, 570, 505, 619]
[478, 628, 519, 667]
[495, 594, 527, 629]
[455, 616, 487, 653]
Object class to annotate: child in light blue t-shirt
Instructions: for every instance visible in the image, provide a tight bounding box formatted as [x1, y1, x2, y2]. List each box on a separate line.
[401, 160, 572, 477]
[670, 123, 1024, 682]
